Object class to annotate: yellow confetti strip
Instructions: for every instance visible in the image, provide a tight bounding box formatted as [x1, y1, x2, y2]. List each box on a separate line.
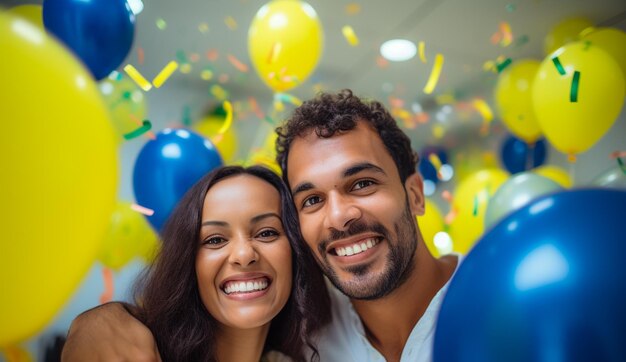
[435, 93, 455, 105]
[432, 124, 445, 139]
[472, 98, 494, 122]
[210, 84, 228, 100]
[342, 25, 359, 46]
[218, 100, 233, 134]
[152, 61, 179, 88]
[418, 41, 427, 63]
[428, 153, 443, 171]
[225, 16, 237, 30]
[273, 100, 285, 112]
[267, 42, 282, 64]
[180, 63, 192, 74]
[123, 64, 152, 91]
[423, 54, 444, 94]
[198, 22, 209, 33]
[201, 69, 214, 80]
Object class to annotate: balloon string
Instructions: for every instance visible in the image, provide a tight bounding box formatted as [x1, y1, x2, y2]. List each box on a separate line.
[123, 120, 152, 140]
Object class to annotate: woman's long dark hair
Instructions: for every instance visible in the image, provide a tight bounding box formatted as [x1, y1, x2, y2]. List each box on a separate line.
[133, 165, 330, 361]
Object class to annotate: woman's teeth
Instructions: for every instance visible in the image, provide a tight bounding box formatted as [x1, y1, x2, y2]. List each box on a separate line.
[223, 278, 269, 294]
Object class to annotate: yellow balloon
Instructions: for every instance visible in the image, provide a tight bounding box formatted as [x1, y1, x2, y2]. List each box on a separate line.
[533, 41, 625, 155]
[193, 115, 239, 163]
[453, 148, 499, 184]
[495, 59, 543, 143]
[99, 201, 158, 271]
[0, 13, 117, 345]
[248, 0, 323, 92]
[417, 199, 445, 258]
[7, 4, 43, 29]
[582, 27, 626, 94]
[99, 74, 147, 142]
[533, 165, 572, 188]
[544, 17, 593, 55]
[448, 169, 509, 254]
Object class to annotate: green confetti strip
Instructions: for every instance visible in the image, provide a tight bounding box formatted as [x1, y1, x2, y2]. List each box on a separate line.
[472, 195, 478, 216]
[570, 71, 580, 102]
[182, 105, 192, 126]
[552, 57, 566, 75]
[618, 158, 626, 174]
[156, 18, 167, 30]
[176, 50, 189, 64]
[123, 120, 152, 140]
[496, 58, 512, 73]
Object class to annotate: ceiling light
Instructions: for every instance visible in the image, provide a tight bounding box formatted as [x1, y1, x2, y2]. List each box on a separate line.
[380, 39, 416, 62]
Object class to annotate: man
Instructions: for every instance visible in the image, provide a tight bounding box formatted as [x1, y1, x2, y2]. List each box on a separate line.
[62, 89, 459, 362]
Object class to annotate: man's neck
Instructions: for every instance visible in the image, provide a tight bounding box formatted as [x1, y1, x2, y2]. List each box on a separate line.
[351, 243, 458, 362]
[216, 324, 270, 362]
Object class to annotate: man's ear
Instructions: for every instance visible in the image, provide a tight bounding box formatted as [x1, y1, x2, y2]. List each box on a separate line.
[405, 173, 425, 216]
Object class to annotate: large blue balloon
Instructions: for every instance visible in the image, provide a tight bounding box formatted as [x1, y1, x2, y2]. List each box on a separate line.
[419, 146, 449, 184]
[434, 189, 626, 362]
[501, 135, 547, 174]
[43, 0, 135, 80]
[133, 129, 223, 232]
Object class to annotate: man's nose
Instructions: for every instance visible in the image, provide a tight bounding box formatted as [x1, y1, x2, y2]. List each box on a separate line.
[324, 191, 361, 232]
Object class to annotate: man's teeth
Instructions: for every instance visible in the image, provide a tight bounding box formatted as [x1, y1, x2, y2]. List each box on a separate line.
[223, 278, 269, 294]
[335, 238, 379, 257]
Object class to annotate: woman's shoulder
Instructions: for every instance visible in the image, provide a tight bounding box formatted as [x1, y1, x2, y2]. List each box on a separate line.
[262, 350, 293, 362]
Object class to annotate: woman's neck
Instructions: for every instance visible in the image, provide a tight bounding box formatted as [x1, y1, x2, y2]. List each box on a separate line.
[215, 324, 270, 362]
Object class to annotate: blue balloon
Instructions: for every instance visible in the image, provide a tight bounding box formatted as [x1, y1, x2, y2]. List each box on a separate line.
[133, 129, 223, 232]
[434, 189, 626, 362]
[43, 0, 135, 80]
[500, 135, 547, 174]
[419, 146, 449, 184]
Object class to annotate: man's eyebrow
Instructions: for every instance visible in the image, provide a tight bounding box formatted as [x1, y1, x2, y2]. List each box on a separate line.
[291, 182, 315, 198]
[344, 162, 386, 178]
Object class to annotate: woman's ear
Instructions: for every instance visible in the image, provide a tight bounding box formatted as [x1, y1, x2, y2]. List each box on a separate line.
[405, 173, 425, 216]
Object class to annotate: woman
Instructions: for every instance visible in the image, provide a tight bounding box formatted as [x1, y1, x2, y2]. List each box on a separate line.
[133, 165, 330, 361]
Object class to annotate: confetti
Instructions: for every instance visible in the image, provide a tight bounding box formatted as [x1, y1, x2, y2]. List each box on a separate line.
[617, 158, 626, 174]
[219, 100, 233, 134]
[428, 153, 443, 176]
[552, 56, 566, 75]
[473, 195, 479, 216]
[152, 61, 179, 88]
[218, 74, 230, 83]
[176, 50, 188, 64]
[418, 41, 427, 63]
[570, 71, 580, 102]
[206, 49, 219, 61]
[441, 190, 453, 203]
[225, 16, 238, 30]
[189, 53, 200, 63]
[182, 105, 192, 126]
[156, 18, 167, 30]
[249, 97, 265, 119]
[342, 25, 359, 46]
[198, 22, 209, 33]
[180, 63, 192, 74]
[267, 42, 282, 64]
[423, 53, 444, 94]
[505, 3, 516, 12]
[129, 115, 156, 139]
[275, 93, 303, 106]
[201, 67, 214, 80]
[227, 54, 249, 72]
[99, 267, 114, 305]
[444, 207, 458, 225]
[123, 120, 152, 140]
[123, 64, 152, 91]
[472, 98, 494, 122]
[210, 84, 228, 100]
[496, 57, 512, 73]
[610, 151, 626, 159]
[499, 22, 513, 47]
[131, 203, 154, 216]
[579, 26, 596, 38]
[345, 3, 361, 15]
[137, 47, 144, 65]
[376, 55, 389, 68]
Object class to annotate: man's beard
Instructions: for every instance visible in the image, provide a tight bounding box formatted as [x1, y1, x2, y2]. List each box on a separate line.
[316, 201, 418, 300]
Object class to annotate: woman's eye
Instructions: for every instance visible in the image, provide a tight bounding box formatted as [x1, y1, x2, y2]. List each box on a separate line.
[257, 229, 279, 240]
[303, 196, 321, 208]
[203, 236, 226, 246]
[353, 180, 374, 190]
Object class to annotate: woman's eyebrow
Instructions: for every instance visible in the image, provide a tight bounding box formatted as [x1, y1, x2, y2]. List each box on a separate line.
[201, 220, 228, 227]
[251, 212, 281, 224]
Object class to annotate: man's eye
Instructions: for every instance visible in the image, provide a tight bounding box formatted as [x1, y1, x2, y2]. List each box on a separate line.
[303, 196, 321, 208]
[353, 180, 374, 190]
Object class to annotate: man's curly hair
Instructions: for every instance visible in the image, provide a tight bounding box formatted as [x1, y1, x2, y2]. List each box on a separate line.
[275, 89, 418, 185]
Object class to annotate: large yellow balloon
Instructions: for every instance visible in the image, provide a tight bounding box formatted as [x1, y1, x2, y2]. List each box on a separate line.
[99, 74, 147, 142]
[533, 165, 573, 188]
[532, 41, 625, 155]
[248, 0, 323, 92]
[7, 4, 43, 29]
[0, 13, 118, 345]
[544, 17, 593, 55]
[193, 115, 239, 163]
[448, 169, 509, 254]
[99, 201, 158, 271]
[582, 27, 626, 94]
[417, 199, 445, 258]
[495, 59, 543, 143]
